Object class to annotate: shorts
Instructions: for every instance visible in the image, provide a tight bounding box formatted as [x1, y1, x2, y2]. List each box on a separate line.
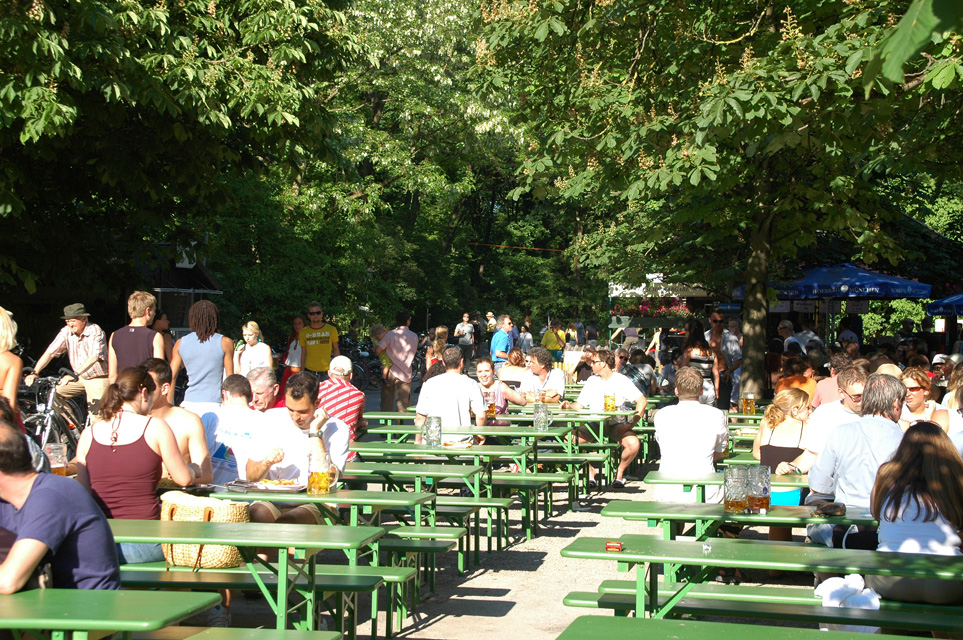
[578, 417, 634, 443]
[252, 501, 324, 525]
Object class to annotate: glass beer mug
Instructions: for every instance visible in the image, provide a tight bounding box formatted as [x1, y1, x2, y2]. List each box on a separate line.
[747, 464, 771, 513]
[308, 452, 339, 495]
[723, 466, 749, 514]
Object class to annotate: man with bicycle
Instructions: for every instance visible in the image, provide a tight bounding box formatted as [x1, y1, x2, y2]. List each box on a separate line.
[24, 303, 108, 416]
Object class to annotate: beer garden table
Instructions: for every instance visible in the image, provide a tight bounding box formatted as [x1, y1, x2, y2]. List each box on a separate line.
[109, 519, 383, 631]
[0, 589, 220, 640]
[643, 471, 808, 503]
[342, 461, 483, 496]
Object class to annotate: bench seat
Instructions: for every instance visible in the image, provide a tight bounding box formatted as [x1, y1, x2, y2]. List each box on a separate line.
[132, 627, 342, 640]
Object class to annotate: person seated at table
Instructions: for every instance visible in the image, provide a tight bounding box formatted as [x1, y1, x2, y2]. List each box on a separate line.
[76, 367, 199, 564]
[811, 352, 851, 409]
[868, 421, 963, 605]
[774, 355, 817, 400]
[476, 357, 527, 426]
[560, 349, 645, 489]
[247, 372, 349, 526]
[202, 375, 267, 485]
[808, 373, 906, 549]
[650, 366, 728, 503]
[0, 420, 120, 592]
[519, 347, 565, 404]
[496, 348, 527, 389]
[572, 345, 596, 383]
[141, 358, 213, 485]
[618, 348, 657, 397]
[899, 367, 950, 432]
[752, 388, 811, 543]
[414, 347, 486, 446]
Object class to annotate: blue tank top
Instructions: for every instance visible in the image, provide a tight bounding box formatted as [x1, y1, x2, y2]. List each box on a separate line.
[179, 332, 224, 402]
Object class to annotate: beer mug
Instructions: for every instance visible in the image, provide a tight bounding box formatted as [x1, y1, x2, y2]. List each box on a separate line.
[742, 393, 756, 415]
[44, 444, 67, 476]
[425, 416, 443, 448]
[308, 452, 339, 495]
[723, 466, 749, 514]
[747, 464, 771, 513]
[603, 394, 616, 412]
[533, 402, 550, 432]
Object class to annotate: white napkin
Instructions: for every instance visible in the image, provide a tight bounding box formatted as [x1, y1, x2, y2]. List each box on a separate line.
[814, 574, 881, 633]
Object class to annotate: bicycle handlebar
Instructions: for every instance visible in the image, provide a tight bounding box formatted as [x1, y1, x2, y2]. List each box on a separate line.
[21, 368, 79, 387]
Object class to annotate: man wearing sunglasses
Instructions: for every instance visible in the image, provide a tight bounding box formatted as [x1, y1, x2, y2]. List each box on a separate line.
[299, 302, 340, 381]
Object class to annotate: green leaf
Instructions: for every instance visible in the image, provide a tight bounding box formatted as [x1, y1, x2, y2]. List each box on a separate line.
[534, 20, 550, 42]
[928, 61, 956, 88]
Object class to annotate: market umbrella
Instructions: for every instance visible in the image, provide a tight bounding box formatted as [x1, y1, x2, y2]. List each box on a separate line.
[927, 293, 963, 316]
[732, 263, 932, 300]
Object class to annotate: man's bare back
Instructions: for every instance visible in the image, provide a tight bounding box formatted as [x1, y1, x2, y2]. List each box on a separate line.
[151, 404, 213, 484]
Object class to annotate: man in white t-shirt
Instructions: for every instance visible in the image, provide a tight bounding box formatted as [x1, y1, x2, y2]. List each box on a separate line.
[652, 366, 729, 503]
[454, 313, 475, 363]
[519, 347, 566, 403]
[201, 375, 267, 485]
[775, 366, 867, 476]
[246, 372, 349, 525]
[561, 350, 646, 488]
[415, 347, 486, 445]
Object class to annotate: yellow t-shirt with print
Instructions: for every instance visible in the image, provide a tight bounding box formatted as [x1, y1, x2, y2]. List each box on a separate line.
[541, 329, 565, 350]
[299, 324, 339, 372]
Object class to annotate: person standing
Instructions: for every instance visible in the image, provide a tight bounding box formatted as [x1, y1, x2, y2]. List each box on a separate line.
[517, 325, 534, 354]
[299, 302, 340, 381]
[490, 315, 514, 373]
[149, 308, 175, 362]
[25, 303, 109, 415]
[454, 313, 475, 363]
[705, 308, 741, 410]
[377, 310, 418, 412]
[233, 321, 273, 377]
[169, 300, 234, 416]
[0, 307, 23, 427]
[108, 292, 165, 383]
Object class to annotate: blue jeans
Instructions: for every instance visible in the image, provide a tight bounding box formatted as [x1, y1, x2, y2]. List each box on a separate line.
[116, 542, 165, 564]
[493, 361, 506, 374]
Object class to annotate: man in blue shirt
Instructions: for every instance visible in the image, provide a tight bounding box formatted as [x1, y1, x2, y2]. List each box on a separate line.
[489, 315, 514, 374]
[0, 421, 120, 592]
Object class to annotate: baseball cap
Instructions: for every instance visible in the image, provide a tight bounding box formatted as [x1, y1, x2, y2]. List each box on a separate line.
[933, 354, 948, 365]
[329, 356, 353, 376]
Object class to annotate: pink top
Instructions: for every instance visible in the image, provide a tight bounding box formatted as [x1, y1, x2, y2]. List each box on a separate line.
[86, 419, 162, 520]
[811, 375, 841, 409]
[379, 326, 419, 383]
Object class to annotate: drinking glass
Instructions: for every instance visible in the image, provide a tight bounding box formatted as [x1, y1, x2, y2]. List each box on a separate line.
[747, 464, 771, 513]
[533, 403, 550, 432]
[603, 394, 616, 412]
[723, 466, 749, 514]
[425, 416, 443, 448]
[44, 444, 67, 476]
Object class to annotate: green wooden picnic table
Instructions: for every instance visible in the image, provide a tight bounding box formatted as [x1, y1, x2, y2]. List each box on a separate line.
[349, 442, 531, 497]
[212, 488, 436, 528]
[561, 533, 963, 619]
[644, 470, 807, 503]
[556, 615, 876, 640]
[343, 461, 483, 496]
[132, 630, 342, 640]
[727, 412, 763, 423]
[0, 589, 219, 640]
[109, 519, 382, 631]
[715, 451, 758, 466]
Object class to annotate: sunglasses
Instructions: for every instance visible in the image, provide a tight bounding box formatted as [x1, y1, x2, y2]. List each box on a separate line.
[710, 319, 724, 324]
[842, 390, 863, 402]
[308, 311, 322, 316]
[905, 386, 924, 393]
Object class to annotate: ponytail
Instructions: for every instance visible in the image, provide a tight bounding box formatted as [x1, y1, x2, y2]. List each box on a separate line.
[98, 366, 156, 421]
[763, 387, 810, 430]
[763, 403, 786, 429]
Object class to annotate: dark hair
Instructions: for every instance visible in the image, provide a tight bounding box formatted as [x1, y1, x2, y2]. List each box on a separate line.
[781, 356, 810, 377]
[287, 314, 308, 343]
[908, 354, 930, 369]
[682, 319, 709, 352]
[424, 361, 447, 381]
[828, 352, 852, 373]
[0, 421, 33, 475]
[442, 346, 463, 369]
[100, 367, 156, 420]
[395, 310, 411, 327]
[871, 422, 963, 531]
[188, 300, 219, 342]
[141, 357, 172, 385]
[530, 346, 554, 370]
[768, 338, 784, 354]
[286, 372, 318, 404]
[0, 397, 15, 425]
[596, 349, 617, 370]
[221, 374, 252, 402]
[150, 308, 168, 330]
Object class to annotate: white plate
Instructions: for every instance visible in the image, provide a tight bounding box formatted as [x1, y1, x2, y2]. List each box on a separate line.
[441, 442, 473, 450]
[255, 482, 306, 493]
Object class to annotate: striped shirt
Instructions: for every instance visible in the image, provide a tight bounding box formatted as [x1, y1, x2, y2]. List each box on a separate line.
[47, 323, 108, 379]
[316, 377, 365, 461]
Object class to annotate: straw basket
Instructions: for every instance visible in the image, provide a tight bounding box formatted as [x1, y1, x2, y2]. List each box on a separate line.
[160, 491, 249, 570]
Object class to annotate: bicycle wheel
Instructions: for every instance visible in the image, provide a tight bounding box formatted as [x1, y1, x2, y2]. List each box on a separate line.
[351, 363, 368, 391]
[43, 415, 78, 461]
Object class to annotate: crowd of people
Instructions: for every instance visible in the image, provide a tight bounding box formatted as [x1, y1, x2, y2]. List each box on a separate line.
[1, 293, 963, 615]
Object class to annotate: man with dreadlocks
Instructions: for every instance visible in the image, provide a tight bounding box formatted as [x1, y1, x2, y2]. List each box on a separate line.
[169, 300, 235, 416]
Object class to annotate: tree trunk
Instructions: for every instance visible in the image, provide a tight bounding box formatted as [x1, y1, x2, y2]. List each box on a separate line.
[741, 203, 775, 404]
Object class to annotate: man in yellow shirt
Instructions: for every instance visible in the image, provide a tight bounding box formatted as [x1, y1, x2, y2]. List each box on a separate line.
[541, 320, 566, 361]
[299, 302, 340, 380]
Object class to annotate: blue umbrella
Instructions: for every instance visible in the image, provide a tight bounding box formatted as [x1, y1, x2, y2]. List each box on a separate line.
[732, 263, 932, 300]
[927, 293, 963, 316]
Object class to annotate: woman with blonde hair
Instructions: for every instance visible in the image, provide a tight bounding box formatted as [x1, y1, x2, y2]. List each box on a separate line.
[497, 347, 527, 389]
[234, 321, 272, 376]
[899, 367, 949, 432]
[753, 387, 811, 542]
[0, 307, 22, 427]
[425, 326, 449, 369]
[868, 422, 963, 604]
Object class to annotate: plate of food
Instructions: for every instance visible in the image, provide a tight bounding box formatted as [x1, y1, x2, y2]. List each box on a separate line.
[255, 479, 306, 492]
[442, 441, 473, 450]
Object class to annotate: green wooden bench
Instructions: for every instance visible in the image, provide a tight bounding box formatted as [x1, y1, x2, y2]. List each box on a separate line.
[133, 628, 341, 640]
[490, 471, 574, 539]
[436, 495, 513, 552]
[555, 615, 880, 640]
[119, 562, 416, 639]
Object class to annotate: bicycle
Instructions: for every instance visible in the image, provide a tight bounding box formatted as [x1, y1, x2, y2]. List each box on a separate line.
[341, 338, 384, 391]
[18, 368, 86, 460]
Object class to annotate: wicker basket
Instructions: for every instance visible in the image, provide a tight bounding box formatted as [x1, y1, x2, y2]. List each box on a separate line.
[160, 491, 250, 570]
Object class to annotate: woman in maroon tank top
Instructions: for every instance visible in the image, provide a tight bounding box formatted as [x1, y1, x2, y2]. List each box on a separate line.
[76, 366, 197, 564]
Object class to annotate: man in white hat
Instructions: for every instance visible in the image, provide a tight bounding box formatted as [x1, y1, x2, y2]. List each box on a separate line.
[317, 355, 366, 460]
[24, 303, 108, 414]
